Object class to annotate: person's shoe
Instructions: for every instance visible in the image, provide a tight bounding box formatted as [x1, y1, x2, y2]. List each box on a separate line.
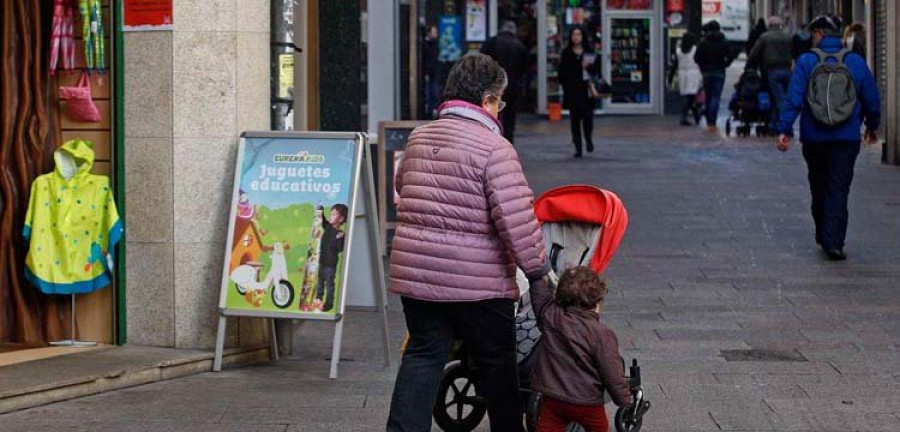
[824, 248, 847, 261]
[573, 151, 583, 158]
[586, 142, 594, 152]
[707, 125, 719, 132]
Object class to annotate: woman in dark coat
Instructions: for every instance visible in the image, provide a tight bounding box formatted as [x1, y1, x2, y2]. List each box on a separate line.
[746, 18, 767, 54]
[558, 26, 600, 158]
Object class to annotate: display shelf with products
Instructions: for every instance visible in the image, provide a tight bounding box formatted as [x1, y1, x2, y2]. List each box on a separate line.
[609, 18, 651, 104]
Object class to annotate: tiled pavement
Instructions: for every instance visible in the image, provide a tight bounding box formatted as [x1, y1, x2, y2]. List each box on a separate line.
[2, 116, 899, 431]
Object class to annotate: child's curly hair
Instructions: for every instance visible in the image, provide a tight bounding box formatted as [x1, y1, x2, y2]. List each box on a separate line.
[555, 266, 608, 309]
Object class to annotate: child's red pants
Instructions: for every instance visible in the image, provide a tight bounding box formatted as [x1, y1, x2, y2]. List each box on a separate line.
[538, 396, 609, 432]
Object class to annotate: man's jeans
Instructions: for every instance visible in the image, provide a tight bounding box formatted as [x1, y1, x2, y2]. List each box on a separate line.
[767, 68, 792, 130]
[703, 75, 726, 128]
[387, 297, 523, 432]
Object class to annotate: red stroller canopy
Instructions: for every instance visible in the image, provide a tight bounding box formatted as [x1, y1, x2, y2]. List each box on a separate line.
[533, 185, 628, 275]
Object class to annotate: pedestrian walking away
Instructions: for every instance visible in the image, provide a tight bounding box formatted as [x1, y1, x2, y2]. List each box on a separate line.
[843, 21, 866, 58]
[792, 25, 813, 60]
[559, 26, 601, 157]
[670, 32, 703, 126]
[482, 20, 529, 145]
[776, 14, 881, 261]
[695, 20, 736, 132]
[530, 267, 631, 432]
[746, 18, 767, 55]
[748, 16, 793, 133]
[386, 53, 550, 432]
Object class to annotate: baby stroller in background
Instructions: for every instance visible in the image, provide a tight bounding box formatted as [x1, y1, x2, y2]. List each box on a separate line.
[725, 69, 773, 137]
[432, 186, 650, 432]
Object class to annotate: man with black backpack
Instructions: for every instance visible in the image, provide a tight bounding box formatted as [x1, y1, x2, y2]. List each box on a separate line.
[776, 15, 881, 261]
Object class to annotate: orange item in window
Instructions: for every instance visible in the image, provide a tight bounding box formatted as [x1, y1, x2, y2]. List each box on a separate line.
[548, 102, 562, 122]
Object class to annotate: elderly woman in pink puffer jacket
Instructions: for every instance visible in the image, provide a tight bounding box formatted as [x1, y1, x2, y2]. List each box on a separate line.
[386, 53, 550, 432]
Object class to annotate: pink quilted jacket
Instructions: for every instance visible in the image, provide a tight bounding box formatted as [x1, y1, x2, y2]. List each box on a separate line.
[389, 101, 549, 302]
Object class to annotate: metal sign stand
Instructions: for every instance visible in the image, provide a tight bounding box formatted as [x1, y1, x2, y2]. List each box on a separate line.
[212, 132, 391, 379]
[49, 293, 98, 347]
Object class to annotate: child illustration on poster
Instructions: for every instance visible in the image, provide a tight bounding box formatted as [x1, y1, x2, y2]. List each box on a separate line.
[314, 204, 347, 313]
[224, 137, 355, 316]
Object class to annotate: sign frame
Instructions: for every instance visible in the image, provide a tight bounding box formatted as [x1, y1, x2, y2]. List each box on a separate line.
[213, 131, 391, 378]
[123, 0, 174, 32]
[377, 121, 427, 252]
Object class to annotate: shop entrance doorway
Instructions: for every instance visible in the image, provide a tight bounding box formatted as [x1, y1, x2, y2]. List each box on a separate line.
[537, 0, 663, 116]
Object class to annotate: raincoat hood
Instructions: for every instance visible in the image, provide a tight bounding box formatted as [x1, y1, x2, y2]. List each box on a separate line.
[55, 139, 95, 180]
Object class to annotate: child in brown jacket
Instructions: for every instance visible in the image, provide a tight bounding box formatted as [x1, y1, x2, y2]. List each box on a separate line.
[530, 267, 631, 432]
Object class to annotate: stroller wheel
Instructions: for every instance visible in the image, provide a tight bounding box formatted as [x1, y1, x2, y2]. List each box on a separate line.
[614, 406, 644, 432]
[433, 361, 487, 432]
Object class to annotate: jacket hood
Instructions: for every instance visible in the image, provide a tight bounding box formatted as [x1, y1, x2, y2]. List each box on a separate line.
[55, 139, 95, 180]
[438, 100, 503, 135]
[706, 31, 726, 42]
[817, 35, 843, 50]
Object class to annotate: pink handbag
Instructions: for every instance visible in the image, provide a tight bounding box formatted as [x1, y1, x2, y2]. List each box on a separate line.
[59, 72, 101, 122]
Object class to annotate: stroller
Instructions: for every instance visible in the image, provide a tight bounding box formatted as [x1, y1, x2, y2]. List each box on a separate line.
[725, 69, 773, 137]
[432, 185, 650, 432]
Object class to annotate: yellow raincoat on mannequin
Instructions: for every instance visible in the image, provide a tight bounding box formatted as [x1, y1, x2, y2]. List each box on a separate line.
[23, 139, 122, 294]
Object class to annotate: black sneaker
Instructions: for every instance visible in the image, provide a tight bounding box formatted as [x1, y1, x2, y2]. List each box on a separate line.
[586, 142, 594, 152]
[824, 248, 847, 261]
[573, 152, 583, 158]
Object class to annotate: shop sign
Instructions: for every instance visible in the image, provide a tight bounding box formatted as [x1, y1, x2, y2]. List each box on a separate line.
[438, 15, 463, 62]
[466, 0, 487, 42]
[702, 0, 750, 41]
[702, 0, 722, 17]
[219, 134, 360, 318]
[214, 132, 390, 378]
[667, 0, 685, 12]
[607, 0, 652, 10]
[123, 0, 173, 32]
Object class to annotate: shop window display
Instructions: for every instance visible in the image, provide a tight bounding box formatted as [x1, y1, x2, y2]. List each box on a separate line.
[609, 18, 651, 104]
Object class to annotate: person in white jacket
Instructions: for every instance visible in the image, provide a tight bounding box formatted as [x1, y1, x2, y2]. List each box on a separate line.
[670, 32, 704, 126]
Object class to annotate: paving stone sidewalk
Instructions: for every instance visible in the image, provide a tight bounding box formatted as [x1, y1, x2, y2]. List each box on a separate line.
[2, 116, 899, 431]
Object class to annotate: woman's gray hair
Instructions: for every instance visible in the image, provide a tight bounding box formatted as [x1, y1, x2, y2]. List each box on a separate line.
[442, 53, 508, 106]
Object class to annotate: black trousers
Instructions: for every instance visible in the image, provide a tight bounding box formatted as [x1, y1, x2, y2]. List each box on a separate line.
[801, 141, 861, 250]
[500, 92, 520, 145]
[681, 95, 701, 124]
[387, 297, 523, 432]
[569, 102, 594, 152]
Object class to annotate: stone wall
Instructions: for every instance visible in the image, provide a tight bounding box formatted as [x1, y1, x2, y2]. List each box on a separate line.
[124, 0, 271, 348]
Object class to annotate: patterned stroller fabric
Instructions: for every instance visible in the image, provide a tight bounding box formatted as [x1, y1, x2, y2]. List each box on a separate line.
[515, 185, 629, 362]
[49, 0, 76, 76]
[79, 0, 105, 73]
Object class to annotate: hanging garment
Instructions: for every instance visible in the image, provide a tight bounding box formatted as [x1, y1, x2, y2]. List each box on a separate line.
[79, 0, 105, 73]
[23, 139, 123, 294]
[49, 0, 76, 76]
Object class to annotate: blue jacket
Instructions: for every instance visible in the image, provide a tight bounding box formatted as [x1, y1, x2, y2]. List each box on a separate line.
[778, 36, 881, 143]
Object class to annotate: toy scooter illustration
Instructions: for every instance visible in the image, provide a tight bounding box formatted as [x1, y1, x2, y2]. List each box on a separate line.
[230, 242, 295, 309]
